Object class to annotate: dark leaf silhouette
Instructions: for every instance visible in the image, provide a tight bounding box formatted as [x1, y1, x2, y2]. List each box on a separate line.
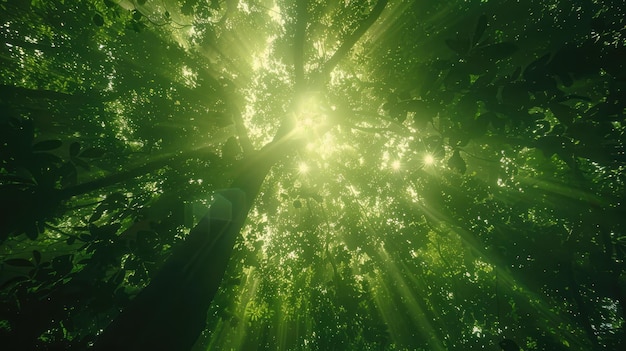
[473, 14, 488, 44]
[132, 10, 142, 21]
[69, 142, 81, 157]
[446, 37, 470, 55]
[499, 339, 521, 351]
[448, 150, 466, 174]
[549, 102, 577, 125]
[476, 42, 518, 60]
[25, 223, 39, 240]
[32, 140, 62, 152]
[72, 157, 90, 171]
[445, 67, 470, 90]
[0, 276, 29, 289]
[51, 254, 73, 275]
[130, 20, 144, 32]
[523, 53, 551, 81]
[536, 135, 573, 158]
[509, 66, 521, 81]
[89, 203, 106, 222]
[93, 13, 104, 27]
[33, 250, 41, 265]
[59, 162, 78, 187]
[3, 258, 35, 267]
[79, 147, 106, 158]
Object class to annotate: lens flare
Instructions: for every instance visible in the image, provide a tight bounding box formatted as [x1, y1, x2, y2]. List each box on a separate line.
[391, 160, 401, 170]
[424, 154, 435, 165]
[298, 162, 310, 174]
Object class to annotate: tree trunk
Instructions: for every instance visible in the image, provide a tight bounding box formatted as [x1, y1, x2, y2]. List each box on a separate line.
[92, 138, 295, 350]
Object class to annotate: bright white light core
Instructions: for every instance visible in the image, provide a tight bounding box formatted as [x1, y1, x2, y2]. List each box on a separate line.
[298, 162, 310, 174]
[424, 154, 435, 165]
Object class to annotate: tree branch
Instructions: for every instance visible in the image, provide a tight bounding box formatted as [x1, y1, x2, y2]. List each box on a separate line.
[293, 0, 308, 92]
[320, 0, 388, 78]
[228, 104, 254, 154]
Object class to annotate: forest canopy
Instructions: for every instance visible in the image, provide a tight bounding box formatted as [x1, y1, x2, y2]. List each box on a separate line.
[1, 0, 625, 350]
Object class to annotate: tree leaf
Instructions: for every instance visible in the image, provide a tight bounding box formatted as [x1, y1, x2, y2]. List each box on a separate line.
[0, 276, 29, 289]
[130, 20, 144, 33]
[89, 204, 106, 222]
[477, 42, 518, 60]
[536, 136, 572, 158]
[52, 254, 74, 275]
[93, 13, 104, 27]
[549, 102, 577, 126]
[445, 38, 470, 55]
[444, 67, 470, 90]
[473, 14, 488, 44]
[59, 162, 78, 187]
[90, 223, 121, 239]
[32, 140, 62, 151]
[105, 192, 127, 206]
[79, 147, 106, 158]
[70, 141, 81, 157]
[4, 258, 34, 267]
[448, 150, 467, 174]
[25, 223, 39, 240]
[72, 157, 91, 171]
[523, 53, 551, 81]
[510, 66, 521, 81]
[33, 250, 41, 265]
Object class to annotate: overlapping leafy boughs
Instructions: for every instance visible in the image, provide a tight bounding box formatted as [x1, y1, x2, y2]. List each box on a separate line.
[1, 1, 625, 350]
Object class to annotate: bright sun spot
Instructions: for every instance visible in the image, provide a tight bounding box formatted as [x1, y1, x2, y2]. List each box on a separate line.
[424, 154, 435, 165]
[391, 160, 401, 170]
[302, 116, 314, 127]
[298, 162, 310, 174]
[294, 92, 326, 132]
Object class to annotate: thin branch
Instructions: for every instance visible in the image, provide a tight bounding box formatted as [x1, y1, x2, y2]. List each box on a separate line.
[58, 147, 220, 200]
[293, 0, 308, 92]
[228, 103, 254, 154]
[320, 0, 388, 78]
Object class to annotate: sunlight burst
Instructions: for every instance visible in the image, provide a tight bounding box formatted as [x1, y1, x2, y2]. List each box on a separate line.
[423, 154, 435, 165]
[391, 160, 401, 170]
[295, 95, 323, 122]
[298, 162, 310, 174]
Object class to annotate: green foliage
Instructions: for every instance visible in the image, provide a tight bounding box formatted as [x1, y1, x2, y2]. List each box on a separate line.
[1, 0, 626, 350]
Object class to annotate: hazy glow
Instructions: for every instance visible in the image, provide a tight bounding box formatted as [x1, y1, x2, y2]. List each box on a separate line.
[298, 162, 310, 174]
[305, 133, 338, 161]
[391, 160, 401, 170]
[424, 154, 435, 165]
[294, 93, 325, 125]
